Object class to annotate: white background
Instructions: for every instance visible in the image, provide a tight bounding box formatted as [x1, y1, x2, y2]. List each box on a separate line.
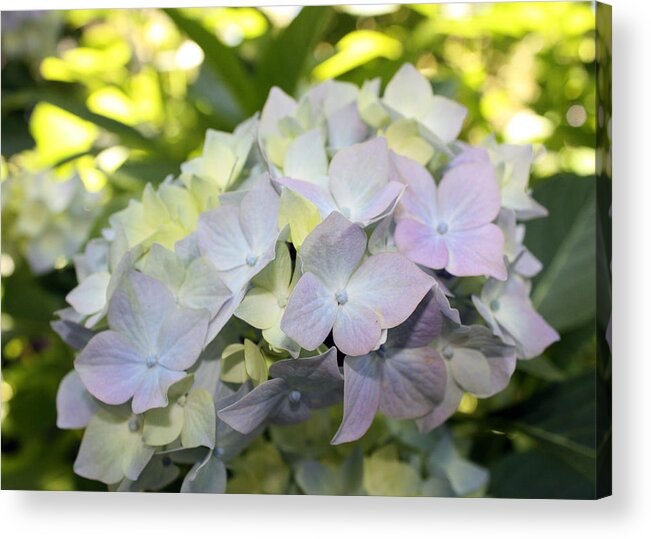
[1, 0, 649, 536]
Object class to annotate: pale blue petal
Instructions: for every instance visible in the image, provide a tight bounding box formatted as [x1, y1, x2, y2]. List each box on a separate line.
[157, 307, 208, 370]
[197, 205, 249, 271]
[56, 370, 98, 429]
[181, 452, 227, 493]
[107, 271, 176, 357]
[75, 330, 146, 406]
[217, 378, 288, 434]
[132, 367, 186, 414]
[239, 176, 280, 253]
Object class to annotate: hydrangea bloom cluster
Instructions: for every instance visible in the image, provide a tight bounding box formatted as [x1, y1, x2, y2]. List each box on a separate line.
[1, 168, 103, 274]
[54, 64, 558, 493]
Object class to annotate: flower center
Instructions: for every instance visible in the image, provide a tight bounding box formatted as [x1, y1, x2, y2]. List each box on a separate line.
[340, 207, 352, 219]
[145, 355, 158, 368]
[436, 222, 449, 235]
[177, 395, 187, 407]
[288, 390, 302, 404]
[376, 345, 387, 359]
[277, 296, 288, 308]
[128, 418, 140, 432]
[214, 447, 224, 458]
[335, 289, 348, 305]
[246, 253, 258, 267]
[442, 345, 454, 360]
[489, 299, 500, 312]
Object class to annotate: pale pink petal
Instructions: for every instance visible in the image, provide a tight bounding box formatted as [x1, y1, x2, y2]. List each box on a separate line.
[391, 152, 438, 223]
[281, 272, 338, 351]
[395, 219, 449, 269]
[298, 212, 366, 291]
[444, 224, 507, 280]
[332, 302, 382, 356]
[351, 180, 404, 226]
[347, 252, 433, 328]
[328, 137, 390, 214]
[438, 161, 501, 231]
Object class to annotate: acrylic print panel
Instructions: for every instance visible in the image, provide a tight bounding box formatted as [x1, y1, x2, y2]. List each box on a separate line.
[0, 1, 611, 499]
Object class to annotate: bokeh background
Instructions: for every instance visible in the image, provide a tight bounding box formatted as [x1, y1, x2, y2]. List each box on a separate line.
[1, 3, 610, 497]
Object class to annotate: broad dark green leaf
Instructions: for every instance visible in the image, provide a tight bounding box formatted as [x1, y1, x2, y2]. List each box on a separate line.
[164, 8, 258, 115]
[497, 374, 596, 481]
[257, 6, 334, 97]
[490, 450, 595, 499]
[516, 356, 566, 382]
[527, 175, 596, 332]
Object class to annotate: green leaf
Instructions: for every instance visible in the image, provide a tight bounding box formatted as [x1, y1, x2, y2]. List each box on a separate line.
[516, 355, 566, 382]
[490, 450, 595, 499]
[497, 374, 597, 480]
[257, 6, 334, 96]
[527, 175, 596, 332]
[164, 8, 258, 115]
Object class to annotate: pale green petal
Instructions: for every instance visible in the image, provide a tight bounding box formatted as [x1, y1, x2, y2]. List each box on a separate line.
[278, 189, 322, 249]
[252, 241, 292, 295]
[142, 401, 185, 447]
[359, 77, 389, 128]
[74, 406, 154, 484]
[181, 388, 216, 449]
[262, 323, 301, 358]
[385, 119, 434, 165]
[142, 183, 170, 226]
[244, 339, 269, 387]
[235, 288, 283, 329]
[141, 243, 185, 293]
[179, 256, 230, 315]
[283, 128, 329, 187]
[66, 271, 110, 316]
[220, 343, 247, 384]
[158, 183, 200, 232]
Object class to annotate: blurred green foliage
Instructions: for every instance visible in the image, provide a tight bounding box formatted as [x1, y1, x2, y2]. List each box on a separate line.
[1, 3, 606, 497]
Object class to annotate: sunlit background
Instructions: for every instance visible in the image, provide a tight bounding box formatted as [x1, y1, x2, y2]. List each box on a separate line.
[1, 3, 607, 496]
